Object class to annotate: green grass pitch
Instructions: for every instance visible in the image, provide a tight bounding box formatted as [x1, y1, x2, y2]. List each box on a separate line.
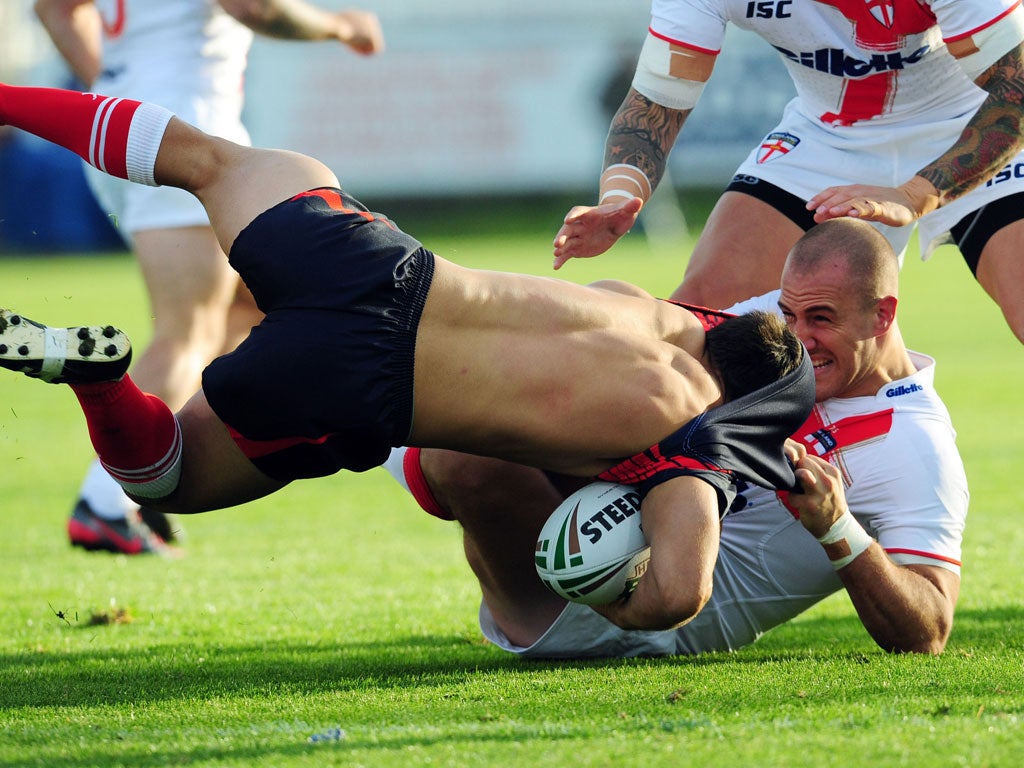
[1, 205, 1022, 767]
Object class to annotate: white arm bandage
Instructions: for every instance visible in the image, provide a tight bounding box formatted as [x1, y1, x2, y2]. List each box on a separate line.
[815, 510, 875, 571]
[947, 6, 1024, 81]
[631, 33, 710, 111]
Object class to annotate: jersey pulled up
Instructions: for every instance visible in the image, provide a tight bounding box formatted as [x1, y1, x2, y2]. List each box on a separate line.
[598, 304, 816, 514]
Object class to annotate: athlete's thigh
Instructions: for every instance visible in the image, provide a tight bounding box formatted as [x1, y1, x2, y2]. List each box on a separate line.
[153, 120, 339, 253]
[132, 226, 238, 326]
[974, 219, 1024, 343]
[172, 389, 287, 514]
[671, 191, 804, 307]
[198, 142, 340, 251]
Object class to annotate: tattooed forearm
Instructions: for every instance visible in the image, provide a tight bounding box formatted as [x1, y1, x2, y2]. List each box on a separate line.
[919, 46, 1024, 202]
[604, 89, 690, 193]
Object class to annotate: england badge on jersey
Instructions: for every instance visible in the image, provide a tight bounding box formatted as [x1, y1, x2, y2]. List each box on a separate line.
[868, 0, 895, 29]
[757, 132, 800, 164]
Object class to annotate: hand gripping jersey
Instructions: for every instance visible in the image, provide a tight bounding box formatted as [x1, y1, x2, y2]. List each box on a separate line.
[597, 304, 816, 513]
[474, 296, 968, 658]
[724, 290, 968, 574]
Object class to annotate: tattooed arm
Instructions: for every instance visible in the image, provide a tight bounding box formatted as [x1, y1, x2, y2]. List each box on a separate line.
[919, 45, 1024, 202]
[551, 89, 690, 267]
[809, 44, 1024, 226]
[552, 34, 717, 268]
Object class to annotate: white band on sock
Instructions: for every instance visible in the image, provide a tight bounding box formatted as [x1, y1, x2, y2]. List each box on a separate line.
[102, 419, 183, 500]
[125, 103, 174, 187]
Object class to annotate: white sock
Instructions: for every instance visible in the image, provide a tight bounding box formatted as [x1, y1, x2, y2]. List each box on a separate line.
[79, 458, 139, 520]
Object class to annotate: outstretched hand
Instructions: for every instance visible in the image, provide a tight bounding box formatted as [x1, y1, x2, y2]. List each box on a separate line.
[552, 197, 644, 269]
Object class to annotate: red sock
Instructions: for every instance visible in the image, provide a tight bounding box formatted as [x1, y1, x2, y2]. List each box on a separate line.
[0, 83, 170, 184]
[70, 375, 183, 499]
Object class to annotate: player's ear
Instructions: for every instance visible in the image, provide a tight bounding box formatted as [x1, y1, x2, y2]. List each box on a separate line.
[874, 295, 898, 334]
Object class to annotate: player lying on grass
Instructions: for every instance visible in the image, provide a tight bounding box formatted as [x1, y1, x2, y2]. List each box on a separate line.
[0, 82, 814, 632]
[386, 219, 968, 654]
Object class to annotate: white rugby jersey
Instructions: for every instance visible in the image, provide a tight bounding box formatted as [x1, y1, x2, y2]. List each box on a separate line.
[650, 0, 1019, 127]
[93, 0, 253, 105]
[727, 289, 968, 572]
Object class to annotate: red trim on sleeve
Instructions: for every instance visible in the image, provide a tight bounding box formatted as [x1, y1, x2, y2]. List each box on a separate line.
[944, 1, 1021, 43]
[885, 547, 962, 567]
[647, 27, 721, 55]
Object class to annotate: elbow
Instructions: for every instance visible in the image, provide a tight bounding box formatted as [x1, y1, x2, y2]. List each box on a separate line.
[886, 634, 949, 655]
[221, 0, 276, 30]
[883, 637, 948, 655]
[635, 579, 713, 632]
[879, 618, 953, 656]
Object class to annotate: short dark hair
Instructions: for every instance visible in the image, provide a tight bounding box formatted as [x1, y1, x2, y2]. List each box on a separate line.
[704, 310, 805, 402]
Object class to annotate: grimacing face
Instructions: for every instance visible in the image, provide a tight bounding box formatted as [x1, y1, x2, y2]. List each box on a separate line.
[777, 266, 885, 401]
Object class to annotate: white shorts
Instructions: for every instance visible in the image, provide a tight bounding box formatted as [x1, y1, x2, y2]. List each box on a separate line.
[481, 502, 843, 659]
[83, 86, 251, 240]
[737, 98, 1024, 260]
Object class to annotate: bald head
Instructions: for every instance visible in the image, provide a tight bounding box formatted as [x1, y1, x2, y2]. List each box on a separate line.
[784, 219, 899, 309]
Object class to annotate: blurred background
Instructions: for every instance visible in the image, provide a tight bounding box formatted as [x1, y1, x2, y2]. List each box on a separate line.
[0, 0, 794, 253]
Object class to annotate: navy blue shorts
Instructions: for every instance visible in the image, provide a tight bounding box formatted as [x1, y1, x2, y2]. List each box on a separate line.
[202, 188, 435, 480]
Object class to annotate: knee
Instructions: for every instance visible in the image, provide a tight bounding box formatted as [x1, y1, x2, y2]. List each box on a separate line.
[419, 450, 559, 525]
[420, 450, 524, 509]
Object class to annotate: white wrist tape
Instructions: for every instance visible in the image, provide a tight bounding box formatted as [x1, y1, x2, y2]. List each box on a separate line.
[599, 164, 652, 204]
[815, 510, 873, 570]
[599, 189, 636, 203]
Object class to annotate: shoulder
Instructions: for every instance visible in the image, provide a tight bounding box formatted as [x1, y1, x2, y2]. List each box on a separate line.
[723, 289, 781, 317]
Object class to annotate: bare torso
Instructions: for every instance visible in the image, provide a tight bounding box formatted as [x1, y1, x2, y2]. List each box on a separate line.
[409, 257, 722, 475]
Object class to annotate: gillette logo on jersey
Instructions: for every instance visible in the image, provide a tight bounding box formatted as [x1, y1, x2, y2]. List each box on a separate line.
[770, 0, 940, 125]
[773, 0, 934, 80]
[885, 383, 924, 398]
[773, 44, 929, 77]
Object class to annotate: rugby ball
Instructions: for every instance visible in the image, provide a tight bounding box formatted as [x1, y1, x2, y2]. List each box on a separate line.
[535, 481, 650, 606]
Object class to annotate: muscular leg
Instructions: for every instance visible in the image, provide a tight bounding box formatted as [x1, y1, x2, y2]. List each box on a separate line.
[154, 120, 339, 255]
[132, 226, 238, 409]
[0, 84, 339, 258]
[418, 449, 574, 648]
[671, 191, 806, 307]
[973, 219, 1024, 345]
[118, 225, 242, 542]
[158, 389, 287, 514]
[222, 281, 263, 354]
[72, 374, 285, 515]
